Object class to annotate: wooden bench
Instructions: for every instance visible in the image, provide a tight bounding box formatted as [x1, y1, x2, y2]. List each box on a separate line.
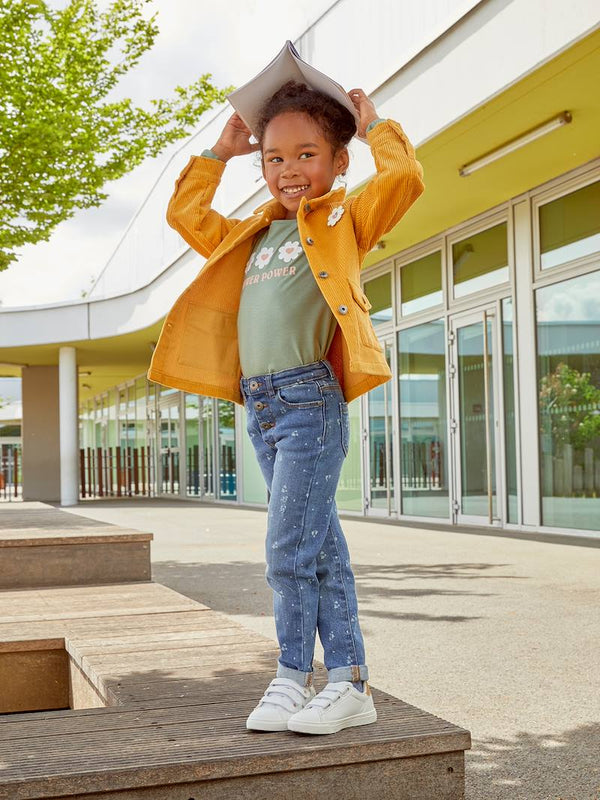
[0, 506, 470, 799]
[0, 505, 152, 588]
[0, 580, 470, 799]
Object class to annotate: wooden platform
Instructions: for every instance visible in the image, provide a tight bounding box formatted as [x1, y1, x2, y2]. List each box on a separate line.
[0, 505, 152, 588]
[0, 506, 471, 800]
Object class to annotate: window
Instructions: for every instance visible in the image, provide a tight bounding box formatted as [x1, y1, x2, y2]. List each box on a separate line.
[364, 272, 392, 325]
[537, 270, 600, 530]
[452, 223, 508, 298]
[539, 180, 600, 270]
[400, 251, 442, 315]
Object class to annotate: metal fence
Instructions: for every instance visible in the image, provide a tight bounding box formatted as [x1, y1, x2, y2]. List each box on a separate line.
[80, 446, 153, 498]
[0, 444, 22, 501]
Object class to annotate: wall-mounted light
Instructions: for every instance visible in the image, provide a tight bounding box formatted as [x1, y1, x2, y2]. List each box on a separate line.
[459, 111, 572, 177]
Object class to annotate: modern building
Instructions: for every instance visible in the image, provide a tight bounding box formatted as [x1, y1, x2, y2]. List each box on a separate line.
[1, 0, 599, 537]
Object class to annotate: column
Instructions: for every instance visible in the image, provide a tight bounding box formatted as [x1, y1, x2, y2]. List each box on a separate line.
[59, 346, 79, 506]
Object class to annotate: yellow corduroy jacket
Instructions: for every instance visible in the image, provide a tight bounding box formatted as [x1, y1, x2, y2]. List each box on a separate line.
[148, 118, 425, 406]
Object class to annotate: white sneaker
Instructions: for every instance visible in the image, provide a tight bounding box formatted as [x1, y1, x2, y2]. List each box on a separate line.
[287, 680, 377, 735]
[246, 677, 316, 731]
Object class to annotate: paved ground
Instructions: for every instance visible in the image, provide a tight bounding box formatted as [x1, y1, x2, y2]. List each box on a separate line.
[63, 498, 600, 800]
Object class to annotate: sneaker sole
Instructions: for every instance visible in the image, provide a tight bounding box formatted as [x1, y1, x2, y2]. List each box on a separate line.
[246, 718, 290, 732]
[287, 707, 377, 735]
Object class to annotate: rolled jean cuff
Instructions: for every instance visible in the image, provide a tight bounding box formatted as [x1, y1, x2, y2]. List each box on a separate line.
[276, 663, 314, 688]
[328, 664, 369, 683]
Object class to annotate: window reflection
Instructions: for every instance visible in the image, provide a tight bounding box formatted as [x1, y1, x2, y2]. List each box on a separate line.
[453, 224, 508, 298]
[364, 272, 392, 325]
[540, 180, 600, 270]
[537, 270, 600, 530]
[400, 251, 442, 316]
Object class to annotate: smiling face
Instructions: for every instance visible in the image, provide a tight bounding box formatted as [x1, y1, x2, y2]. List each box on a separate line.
[261, 111, 349, 220]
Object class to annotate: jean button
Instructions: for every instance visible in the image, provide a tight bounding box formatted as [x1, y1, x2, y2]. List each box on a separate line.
[254, 401, 264, 410]
[260, 422, 273, 430]
[249, 380, 259, 390]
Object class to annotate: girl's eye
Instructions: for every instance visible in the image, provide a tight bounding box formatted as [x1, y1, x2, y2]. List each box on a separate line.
[300, 152, 314, 159]
[269, 157, 283, 163]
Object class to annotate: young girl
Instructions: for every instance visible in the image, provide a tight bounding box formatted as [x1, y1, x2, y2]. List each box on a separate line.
[149, 81, 424, 735]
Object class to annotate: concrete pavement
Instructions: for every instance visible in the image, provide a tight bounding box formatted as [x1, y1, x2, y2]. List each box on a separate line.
[63, 499, 600, 800]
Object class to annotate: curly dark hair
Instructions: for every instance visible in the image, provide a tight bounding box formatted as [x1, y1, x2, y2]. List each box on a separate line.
[255, 80, 356, 152]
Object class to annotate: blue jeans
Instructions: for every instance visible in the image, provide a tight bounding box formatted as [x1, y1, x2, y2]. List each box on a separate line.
[240, 358, 369, 689]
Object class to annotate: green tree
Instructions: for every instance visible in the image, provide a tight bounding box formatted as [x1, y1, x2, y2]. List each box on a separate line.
[0, 0, 232, 270]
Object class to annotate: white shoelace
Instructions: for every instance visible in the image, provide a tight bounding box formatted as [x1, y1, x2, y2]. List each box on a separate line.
[258, 679, 311, 712]
[305, 682, 352, 709]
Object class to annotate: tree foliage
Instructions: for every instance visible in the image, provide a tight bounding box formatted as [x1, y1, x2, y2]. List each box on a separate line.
[539, 362, 600, 450]
[0, 0, 232, 270]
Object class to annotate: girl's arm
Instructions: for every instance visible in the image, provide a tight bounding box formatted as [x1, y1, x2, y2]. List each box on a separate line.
[347, 89, 425, 256]
[166, 113, 260, 259]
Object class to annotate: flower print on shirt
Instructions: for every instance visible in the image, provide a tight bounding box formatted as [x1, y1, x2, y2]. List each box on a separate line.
[327, 205, 345, 227]
[278, 240, 303, 264]
[254, 246, 274, 269]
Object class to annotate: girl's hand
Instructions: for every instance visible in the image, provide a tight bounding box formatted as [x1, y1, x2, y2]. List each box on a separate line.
[348, 88, 379, 138]
[211, 113, 260, 162]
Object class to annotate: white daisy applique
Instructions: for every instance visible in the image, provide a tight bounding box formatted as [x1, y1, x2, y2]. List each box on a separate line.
[254, 246, 274, 269]
[278, 241, 303, 263]
[327, 205, 345, 227]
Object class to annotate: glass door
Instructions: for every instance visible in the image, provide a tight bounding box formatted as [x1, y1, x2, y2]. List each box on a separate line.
[364, 338, 397, 516]
[450, 308, 504, 525]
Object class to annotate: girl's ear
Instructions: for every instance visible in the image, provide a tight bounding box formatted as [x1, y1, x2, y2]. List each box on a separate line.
[335, 146, 350, 178]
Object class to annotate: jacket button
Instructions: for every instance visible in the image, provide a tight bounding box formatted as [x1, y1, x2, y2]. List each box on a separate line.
[338, 305, 348, 315]
[306, 237, 314, 245]
[318, 271, 328, 278]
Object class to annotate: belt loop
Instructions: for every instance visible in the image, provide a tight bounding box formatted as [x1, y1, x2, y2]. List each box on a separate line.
[264, 372, 275, 397]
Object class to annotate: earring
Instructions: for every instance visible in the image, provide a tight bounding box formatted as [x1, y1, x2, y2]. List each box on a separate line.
[337, 172, 347, 188]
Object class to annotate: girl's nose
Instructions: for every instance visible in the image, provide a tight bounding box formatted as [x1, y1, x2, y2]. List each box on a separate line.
[281, 162, 299, 178]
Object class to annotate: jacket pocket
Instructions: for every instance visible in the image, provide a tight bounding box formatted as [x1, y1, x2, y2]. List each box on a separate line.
[348, 280, 382, 350]
[176, 302, 238, 374]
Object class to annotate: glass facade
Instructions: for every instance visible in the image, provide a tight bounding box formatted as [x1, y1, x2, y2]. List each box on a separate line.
[74, 168, 599, 538]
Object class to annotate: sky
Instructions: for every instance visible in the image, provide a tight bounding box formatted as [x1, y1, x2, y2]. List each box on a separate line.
[0, 0, 336, 308]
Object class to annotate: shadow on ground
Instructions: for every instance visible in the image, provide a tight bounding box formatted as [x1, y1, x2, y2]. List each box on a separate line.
[465, 721, 600, 800]
[152, 559, 516, 624]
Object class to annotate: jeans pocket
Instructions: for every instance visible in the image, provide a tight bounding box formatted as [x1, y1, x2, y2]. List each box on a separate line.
[339, 401, 350, 456]
[276, 380, 324, 408]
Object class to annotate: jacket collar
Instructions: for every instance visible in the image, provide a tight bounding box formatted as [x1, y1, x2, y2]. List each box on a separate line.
[252, 185, 347, 219]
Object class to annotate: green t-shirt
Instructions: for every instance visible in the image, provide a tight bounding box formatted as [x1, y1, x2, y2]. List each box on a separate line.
[200, 119, 384, 376]
[237, 219, 338, 377]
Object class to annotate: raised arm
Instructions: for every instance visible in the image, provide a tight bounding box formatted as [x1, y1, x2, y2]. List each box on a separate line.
[166, 113, 260, 259]
[346, 89, 425, 256]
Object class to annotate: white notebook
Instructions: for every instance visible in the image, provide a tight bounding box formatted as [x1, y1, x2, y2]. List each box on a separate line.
[227, 41, 365, 142]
